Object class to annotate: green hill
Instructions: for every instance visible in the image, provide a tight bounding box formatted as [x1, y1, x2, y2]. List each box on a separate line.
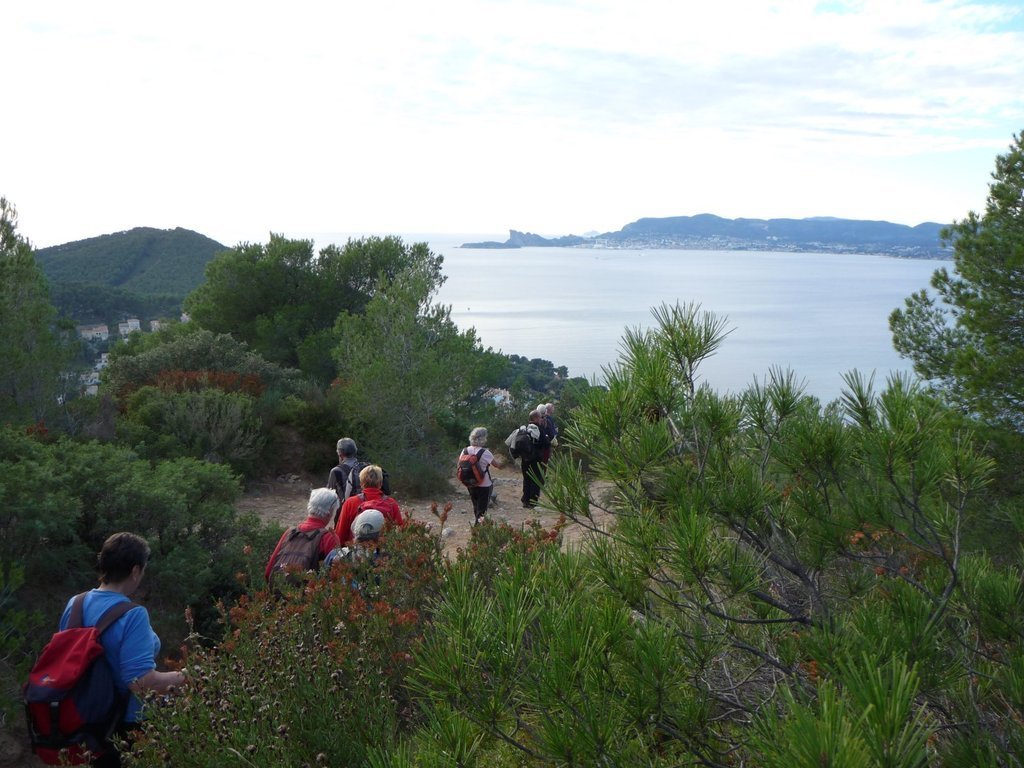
[35, 226, 227, 296]
[35, 227, 227, 324]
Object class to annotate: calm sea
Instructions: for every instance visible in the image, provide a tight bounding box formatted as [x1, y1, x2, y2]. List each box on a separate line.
[311, 232, 951, 403]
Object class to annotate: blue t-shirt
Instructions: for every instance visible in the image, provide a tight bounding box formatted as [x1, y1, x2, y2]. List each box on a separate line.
[59, 589, 160, 723]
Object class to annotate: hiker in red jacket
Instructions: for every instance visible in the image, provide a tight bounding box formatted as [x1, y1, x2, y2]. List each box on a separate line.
[334, 465, 404, 546]
[264, 488, 342, 582]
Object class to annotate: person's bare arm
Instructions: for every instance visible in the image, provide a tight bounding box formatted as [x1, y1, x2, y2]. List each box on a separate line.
[131, 669, 185, 695]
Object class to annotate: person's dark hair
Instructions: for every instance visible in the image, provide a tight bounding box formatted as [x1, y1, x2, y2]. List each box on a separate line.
[97, 532, 150, 584]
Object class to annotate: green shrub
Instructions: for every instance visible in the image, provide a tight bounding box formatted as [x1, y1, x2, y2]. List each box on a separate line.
[104, 326, 305, 399]
[267, 393, 341, 474]
[410, 534, 705, 766]
[129, 520, 445, 767]
[119, 386, 266, 475]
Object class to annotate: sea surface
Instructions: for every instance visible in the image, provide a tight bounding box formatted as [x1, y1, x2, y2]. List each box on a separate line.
[311, 232, 952, 404]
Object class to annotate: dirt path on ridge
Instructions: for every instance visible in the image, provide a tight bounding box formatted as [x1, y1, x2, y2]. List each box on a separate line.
[237, 462, 612, 555]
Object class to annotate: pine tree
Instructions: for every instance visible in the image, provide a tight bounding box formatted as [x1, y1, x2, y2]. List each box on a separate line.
[890, 131, 1024, 432]
[0, 198, 69, 425]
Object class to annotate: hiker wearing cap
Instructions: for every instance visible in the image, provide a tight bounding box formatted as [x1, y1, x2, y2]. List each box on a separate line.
[264, 488, 342, 583]
[324, 508, 387, 569]
[333, 465, 403, 546]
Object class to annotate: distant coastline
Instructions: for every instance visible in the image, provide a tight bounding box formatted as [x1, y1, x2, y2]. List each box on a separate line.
[462, 214, 951, 258]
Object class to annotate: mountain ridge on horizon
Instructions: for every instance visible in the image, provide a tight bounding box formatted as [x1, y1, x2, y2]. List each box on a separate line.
[462, 213, 951, 258]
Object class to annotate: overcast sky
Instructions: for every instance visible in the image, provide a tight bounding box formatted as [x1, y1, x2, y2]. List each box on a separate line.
[4, 0, 1023, 248]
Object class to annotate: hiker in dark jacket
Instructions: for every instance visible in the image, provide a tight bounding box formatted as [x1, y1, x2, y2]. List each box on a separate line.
[264, 488, 341, 582]
[327, 437, 364, 500]
[521, 409, 551, 508]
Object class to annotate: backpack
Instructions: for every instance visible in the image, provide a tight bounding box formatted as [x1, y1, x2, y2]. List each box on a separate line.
[456, 448, 486, 487]
[335, 461, 392, 500]
[343, 461, 366, 499]
[269, 527, 327, 586]
[24, 593, 138, 765]
[328, 544, 381, 568]
[325, 544, 383, 590]
[511, 427, 539, 462]
[355, 492, 394, 520]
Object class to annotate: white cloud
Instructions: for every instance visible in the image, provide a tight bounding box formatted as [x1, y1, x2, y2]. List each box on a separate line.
[2, 0, 1021, 246]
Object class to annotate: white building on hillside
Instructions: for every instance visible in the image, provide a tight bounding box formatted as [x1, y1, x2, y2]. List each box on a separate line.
[118, 318, 141, 336]
[77, 323, 109, 341]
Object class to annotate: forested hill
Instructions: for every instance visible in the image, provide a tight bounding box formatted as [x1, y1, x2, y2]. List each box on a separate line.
[464, 214, 950, 257]
[35, 226, 227, 296]
[35, 227, 228, 325]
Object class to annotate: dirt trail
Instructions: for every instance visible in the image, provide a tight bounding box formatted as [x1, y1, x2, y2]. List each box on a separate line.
[238, 461, 610, 554]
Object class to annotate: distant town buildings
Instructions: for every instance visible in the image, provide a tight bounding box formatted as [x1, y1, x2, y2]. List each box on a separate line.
[77, 323, 110, 341]
[75, 317, 171, 396]
[118, 318, 141, 336]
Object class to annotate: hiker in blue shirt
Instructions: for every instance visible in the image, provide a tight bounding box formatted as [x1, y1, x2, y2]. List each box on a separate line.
[59, 533, 185, 764]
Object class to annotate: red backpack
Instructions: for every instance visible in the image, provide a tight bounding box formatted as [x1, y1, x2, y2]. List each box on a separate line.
[24, 593, 138, 765]
[456, 448, 486, 487]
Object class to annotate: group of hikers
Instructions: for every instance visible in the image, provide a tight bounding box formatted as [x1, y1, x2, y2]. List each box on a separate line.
[264, 438, 402, 586]
[459, 402, 559, 523]
[266, 400, 559, 584]
[27, 404, 558, 766]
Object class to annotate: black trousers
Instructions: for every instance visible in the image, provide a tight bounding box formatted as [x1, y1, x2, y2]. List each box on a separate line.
[521, 459, 544, 507]
[469, 485, 491, 520]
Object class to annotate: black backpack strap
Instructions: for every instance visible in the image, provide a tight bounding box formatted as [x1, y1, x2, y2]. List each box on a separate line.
[94, 599, 139, 636]
[66, 592, 89, 629]
[66, 591, 135, 633]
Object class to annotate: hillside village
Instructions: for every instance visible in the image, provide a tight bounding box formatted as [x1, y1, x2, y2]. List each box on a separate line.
[74, 315, 188, 394]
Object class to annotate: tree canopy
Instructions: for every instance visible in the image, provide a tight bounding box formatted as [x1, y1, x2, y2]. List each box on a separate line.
[184, 235, 444, 382]
[0, 198, 70, 425]
[890, 130, 1024, 432]
[332, 256, 502, 492]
